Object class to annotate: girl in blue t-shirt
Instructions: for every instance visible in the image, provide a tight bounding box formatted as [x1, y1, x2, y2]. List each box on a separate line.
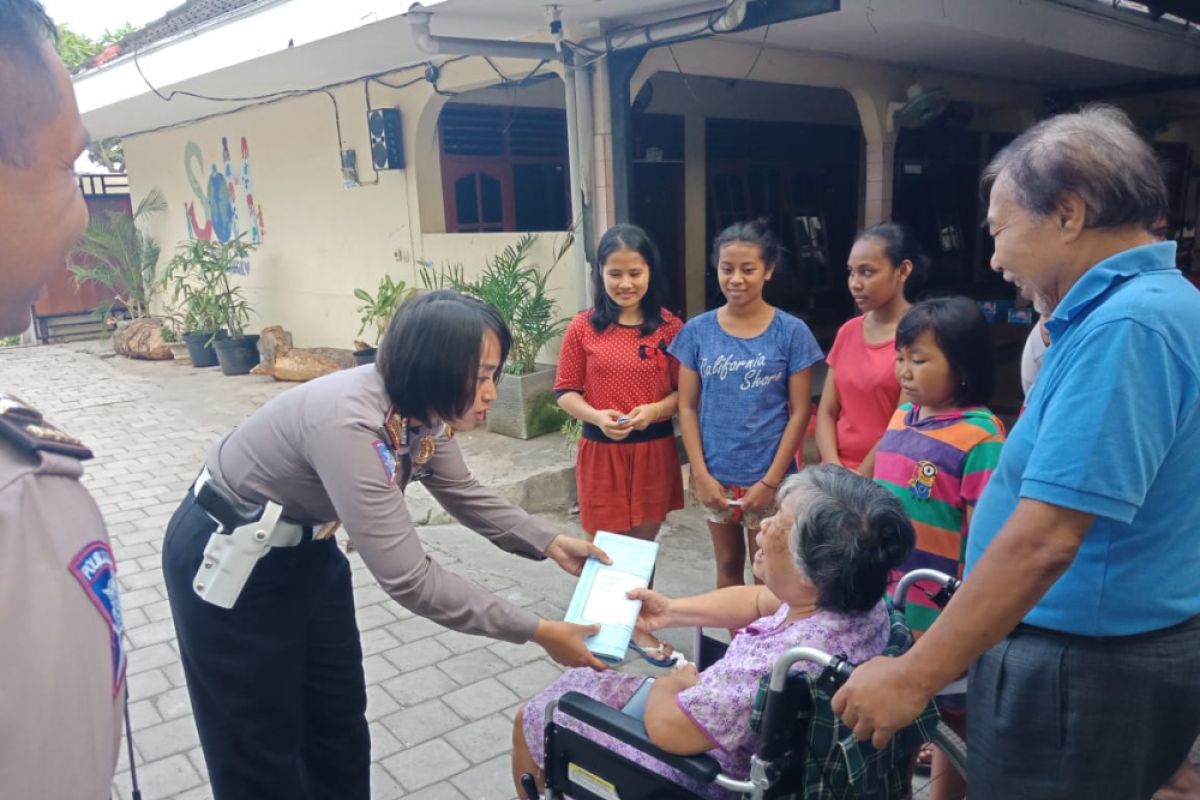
[670, 220, 823, 589]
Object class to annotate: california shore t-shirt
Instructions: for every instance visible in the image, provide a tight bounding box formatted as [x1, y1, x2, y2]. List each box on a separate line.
[670, 309, 822, 486]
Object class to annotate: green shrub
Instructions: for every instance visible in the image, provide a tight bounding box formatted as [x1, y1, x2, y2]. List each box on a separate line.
[525, 390, 571, 439]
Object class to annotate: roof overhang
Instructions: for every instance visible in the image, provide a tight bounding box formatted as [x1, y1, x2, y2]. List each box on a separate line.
[75, 0, 1200, 140]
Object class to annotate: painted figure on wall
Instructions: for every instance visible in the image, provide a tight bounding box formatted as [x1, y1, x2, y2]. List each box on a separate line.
[184, 136, 265, 246]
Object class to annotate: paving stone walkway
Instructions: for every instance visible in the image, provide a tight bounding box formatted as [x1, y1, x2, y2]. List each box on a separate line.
[2, 343, 708, 800]
[5, 341, 1082, 800]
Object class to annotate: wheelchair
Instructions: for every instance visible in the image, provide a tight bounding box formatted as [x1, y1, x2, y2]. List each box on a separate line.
[522, 569, 966, 799]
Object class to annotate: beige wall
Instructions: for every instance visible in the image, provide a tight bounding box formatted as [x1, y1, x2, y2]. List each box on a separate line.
[125, 58, 584, 352]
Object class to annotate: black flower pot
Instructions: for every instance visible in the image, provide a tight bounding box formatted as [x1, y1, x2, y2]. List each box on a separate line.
[353, 347, 377, 366]
[213, 334, 261, 376]
[182, 330, 227, 368]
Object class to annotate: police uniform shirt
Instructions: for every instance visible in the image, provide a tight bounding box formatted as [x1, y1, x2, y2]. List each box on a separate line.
[205, 364, 559, 642]
[0, 397, 124, 798]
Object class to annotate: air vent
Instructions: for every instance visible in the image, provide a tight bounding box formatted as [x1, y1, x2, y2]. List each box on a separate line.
[440, 105, 505, 156]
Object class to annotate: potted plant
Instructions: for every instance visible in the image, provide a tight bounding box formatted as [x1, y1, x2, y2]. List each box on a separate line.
[353, 275, 416, 366]
[69, 188, 167, 327]
[162, 236, 257, 371]
[160, 323, 191, 364]
[422, 234, 569, 438]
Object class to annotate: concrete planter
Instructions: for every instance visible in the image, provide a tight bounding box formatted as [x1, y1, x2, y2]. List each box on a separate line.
[166, 341, 191, 364]
[487, 364, 558, 440]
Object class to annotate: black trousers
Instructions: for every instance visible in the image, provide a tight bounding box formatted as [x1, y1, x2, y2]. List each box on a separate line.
[162, 491, 370, 800]
[968, 615, 1200, 800]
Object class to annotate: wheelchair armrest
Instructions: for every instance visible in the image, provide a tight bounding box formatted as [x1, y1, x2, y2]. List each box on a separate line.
[693, 629, 728, 670]
[556, 692, 720, 784]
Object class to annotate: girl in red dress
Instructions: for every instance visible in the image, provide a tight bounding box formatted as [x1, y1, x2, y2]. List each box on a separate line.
[555, 226, 684, 664]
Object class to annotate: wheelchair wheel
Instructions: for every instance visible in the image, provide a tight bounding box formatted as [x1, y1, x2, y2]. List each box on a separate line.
[931, 720, 967, 779]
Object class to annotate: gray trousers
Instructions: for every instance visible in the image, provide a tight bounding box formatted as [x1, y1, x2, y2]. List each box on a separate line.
[967, 615, 1200, 800]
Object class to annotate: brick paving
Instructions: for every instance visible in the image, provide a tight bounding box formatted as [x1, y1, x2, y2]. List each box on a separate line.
[5, 341, 1086, 800]
[4, 343, 597, 800]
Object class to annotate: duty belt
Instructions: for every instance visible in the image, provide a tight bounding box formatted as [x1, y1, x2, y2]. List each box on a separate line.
[191, 467, 307, 609]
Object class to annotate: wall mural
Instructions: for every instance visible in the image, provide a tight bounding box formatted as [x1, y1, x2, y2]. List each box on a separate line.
[183, 136, 265, 274]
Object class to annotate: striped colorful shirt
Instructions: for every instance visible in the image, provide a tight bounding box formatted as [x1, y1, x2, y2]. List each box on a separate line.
[873, 404, 1005, 634]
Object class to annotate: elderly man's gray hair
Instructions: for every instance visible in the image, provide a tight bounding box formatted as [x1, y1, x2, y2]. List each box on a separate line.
[981, 104, 1167, 232]
[0, 0, 62, 168]
[776, 465, 914, 614]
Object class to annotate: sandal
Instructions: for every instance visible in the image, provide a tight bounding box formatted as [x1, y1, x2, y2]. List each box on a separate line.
[914, 742, 933, 775]
[629, 638, 680, 668]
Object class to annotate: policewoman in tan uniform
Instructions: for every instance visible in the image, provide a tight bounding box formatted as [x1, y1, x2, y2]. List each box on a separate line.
[163, 290, 608, 800]
[0, 2, 127, 797]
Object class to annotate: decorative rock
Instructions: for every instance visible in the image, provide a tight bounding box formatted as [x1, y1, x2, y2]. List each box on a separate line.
[112, 318, 173, 360]
[251, 325, 356, 382]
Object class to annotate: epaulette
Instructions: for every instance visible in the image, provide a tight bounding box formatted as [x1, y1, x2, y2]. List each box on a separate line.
[0, 394, 93, 460]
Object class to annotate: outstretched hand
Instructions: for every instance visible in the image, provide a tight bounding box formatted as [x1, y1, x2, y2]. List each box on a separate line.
[628, 587, 674, 634]
[533, 620, 608, 671]
[545, 534, 611, 577]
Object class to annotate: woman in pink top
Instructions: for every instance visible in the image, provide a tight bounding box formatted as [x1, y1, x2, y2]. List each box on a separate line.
[815, 223, 928, 474]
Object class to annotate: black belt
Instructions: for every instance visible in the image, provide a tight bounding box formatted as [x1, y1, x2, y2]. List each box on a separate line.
[1014, 612, 1200, 644]
[191, 468, 316, 545]
[581, 420, 674, 444]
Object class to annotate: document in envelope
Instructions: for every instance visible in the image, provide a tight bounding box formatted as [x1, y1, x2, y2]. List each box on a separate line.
[564, 531, 658, 663]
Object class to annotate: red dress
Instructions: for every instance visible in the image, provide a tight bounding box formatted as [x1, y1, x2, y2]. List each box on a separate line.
[555, 310, 685, 533]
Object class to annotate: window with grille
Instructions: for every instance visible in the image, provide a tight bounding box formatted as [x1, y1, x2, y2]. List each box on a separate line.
[439, 103, 569, 233]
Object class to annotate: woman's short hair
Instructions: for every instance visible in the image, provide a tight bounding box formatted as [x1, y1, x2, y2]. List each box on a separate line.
[590, 223, 671, 337]
[779, 465, 914, 614]
[981, 104, 1167, 232]
[896, 296, 995, 407]
[376, 290, 511, 423]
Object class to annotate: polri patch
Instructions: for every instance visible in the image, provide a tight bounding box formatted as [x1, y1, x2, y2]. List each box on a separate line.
[373, 439, 398, 486]
[68, 541, 126, 696]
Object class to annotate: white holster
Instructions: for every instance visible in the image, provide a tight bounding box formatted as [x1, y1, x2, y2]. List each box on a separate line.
[194, 502, 285, 609]
[191, 468, 305, 609]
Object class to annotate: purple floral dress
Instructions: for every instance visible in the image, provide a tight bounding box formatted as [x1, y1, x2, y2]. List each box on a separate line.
[523, 600, 891, 799]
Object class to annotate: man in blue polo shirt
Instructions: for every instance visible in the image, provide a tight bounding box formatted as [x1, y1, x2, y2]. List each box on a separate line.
[832, 105, 1200, 799]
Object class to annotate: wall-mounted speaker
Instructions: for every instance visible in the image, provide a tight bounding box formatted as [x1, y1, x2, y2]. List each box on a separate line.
[368, 108, 404, 170]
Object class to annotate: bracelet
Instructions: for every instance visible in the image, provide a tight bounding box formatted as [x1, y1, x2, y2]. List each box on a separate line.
[758, 478, 779, 490]
[652, 401, 662, 418]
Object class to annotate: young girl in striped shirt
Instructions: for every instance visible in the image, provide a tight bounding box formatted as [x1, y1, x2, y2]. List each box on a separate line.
[872, 296, 1005, 800]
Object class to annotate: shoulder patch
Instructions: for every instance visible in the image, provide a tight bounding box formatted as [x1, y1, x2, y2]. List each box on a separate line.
[0, 395, 92, 460]
[373, 439, 398, 486]
[67, 541, 126, 697]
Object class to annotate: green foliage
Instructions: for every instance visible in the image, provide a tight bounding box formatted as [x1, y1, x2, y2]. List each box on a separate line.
[162, 236, 256, 342]
[421, 234, 568, 375]
[55, 23, 136, 69]
[1, 335, 20, 347]
[526, 391, 571, 439]
[354, 275, 416, 346]
[69, 188, 167, 321]
[560, 415, 582, 450]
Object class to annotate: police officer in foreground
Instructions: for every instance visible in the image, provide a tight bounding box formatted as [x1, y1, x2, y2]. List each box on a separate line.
[0, 2, 127, 797]
[163, 289, 610, 800]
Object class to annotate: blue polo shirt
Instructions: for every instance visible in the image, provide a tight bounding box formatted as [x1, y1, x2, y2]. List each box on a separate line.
[965, 242, 1200, 636]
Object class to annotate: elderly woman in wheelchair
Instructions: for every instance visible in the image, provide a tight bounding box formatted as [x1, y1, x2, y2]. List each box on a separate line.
[512, 464, 917, 799]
